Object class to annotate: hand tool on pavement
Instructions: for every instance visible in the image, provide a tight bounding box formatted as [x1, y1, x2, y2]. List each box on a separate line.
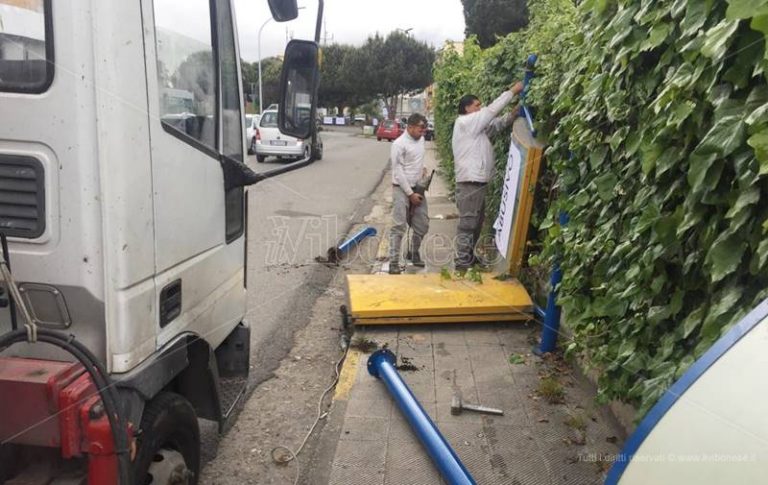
[450, 393, 504, 416]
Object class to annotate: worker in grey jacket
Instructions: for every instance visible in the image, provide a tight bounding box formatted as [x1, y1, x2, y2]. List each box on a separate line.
[452, 82, 523, 270]
[389, 113, 429, 274]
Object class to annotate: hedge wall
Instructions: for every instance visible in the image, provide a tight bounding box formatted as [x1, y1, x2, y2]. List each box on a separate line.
[433, 0, 768, 417]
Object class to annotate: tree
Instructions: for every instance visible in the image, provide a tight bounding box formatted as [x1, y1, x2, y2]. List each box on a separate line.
[318, 44, 364, 113]
[349, 31, 436, 119]
[240, 56, 283, 111]
[461, 0, 528, 48]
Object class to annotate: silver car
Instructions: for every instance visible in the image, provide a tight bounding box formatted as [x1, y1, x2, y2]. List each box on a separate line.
[253, 110, 323, 162]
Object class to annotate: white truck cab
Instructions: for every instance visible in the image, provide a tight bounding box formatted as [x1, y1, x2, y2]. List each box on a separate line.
[0, 0, 321, 483]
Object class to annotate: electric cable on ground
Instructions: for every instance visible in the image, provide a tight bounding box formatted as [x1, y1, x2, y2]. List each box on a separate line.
[271, 344, 349, 485]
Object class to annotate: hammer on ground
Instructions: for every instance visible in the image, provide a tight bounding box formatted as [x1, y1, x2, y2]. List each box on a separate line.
[450, 393, 504, 416]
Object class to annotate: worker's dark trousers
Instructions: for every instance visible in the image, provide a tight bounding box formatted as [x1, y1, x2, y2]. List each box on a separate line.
[389, 185, 429, 264]
[454, 181, 487, 269]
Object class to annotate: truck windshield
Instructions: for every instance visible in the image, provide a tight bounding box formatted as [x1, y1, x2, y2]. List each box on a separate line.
[0, 0, 52, 93]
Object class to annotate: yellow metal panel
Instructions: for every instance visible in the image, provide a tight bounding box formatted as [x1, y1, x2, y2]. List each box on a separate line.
[507, 119, 545, 276]
[346, 274, 533, 320]
[353, 313, 531, 325]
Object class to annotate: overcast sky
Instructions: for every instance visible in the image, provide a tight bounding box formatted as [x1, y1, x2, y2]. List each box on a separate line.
[234, 0, 466, 62]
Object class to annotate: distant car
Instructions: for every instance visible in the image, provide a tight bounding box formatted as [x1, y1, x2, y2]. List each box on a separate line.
[253, 109, 323, 162]
[245, 114, 261, 154]
[376, 119, 403, 142]
[424, 121, 435, 141]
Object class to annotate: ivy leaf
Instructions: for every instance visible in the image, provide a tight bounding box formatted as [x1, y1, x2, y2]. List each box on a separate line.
[677, 202, 707, 236]
[590, 145, 609, 170]
[686, 152, 718, 192]
[701, 285, 742, 336]
[750, 238, 768, 273]
[594, 172, 618, 201]
[591, 296, 629, 318]
[641, 22, 672, 51]
[747, 129, 768, 173]
[617, 339, 636, 359]
[681, 0, 714, 38]
[726, 0, 768, 19]
[668, 100, 696, 128]
[675, 355, 696, 379]
[682, 304, 706, 339]
[706, 232, 747, 282]
[636, 203, 660, 232]
[726, 186, 760, 218]
[749, 15, 768, 60]
[656, 147, 681, 177]
[701, 20, 740, 60]
[746, 103, 768, 125]
[693, 102, 746, 158]
[641, 143, 663, 176]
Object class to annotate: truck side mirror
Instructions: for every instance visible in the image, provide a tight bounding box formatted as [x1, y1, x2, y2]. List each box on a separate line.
[278, 40, 319, 140]
[267, 0, 298, 21]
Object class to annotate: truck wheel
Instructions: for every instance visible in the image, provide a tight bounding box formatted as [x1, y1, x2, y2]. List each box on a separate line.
[256, 154, 266, 163]
[248, 138, 257, 154]
[133, 392, 200, 485]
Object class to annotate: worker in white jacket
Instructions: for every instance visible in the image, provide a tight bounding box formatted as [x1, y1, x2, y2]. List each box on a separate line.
[452, 81, 524, 270]
[389, 113, 429, 274]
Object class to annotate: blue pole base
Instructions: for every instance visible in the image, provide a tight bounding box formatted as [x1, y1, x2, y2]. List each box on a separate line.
[367, 350, 476, 485]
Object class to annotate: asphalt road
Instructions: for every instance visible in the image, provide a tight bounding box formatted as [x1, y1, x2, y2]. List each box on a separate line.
[243, 127, 390, 386]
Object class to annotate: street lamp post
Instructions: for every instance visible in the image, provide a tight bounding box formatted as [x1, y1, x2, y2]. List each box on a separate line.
[257, 17, 272, 115]
[257, 7, 305, 114]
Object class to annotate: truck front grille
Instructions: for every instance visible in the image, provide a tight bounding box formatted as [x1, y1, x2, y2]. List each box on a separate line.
[0, 155, 45, 238]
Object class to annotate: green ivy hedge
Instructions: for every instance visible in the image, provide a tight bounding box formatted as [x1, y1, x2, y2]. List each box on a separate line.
[434, 0, 768, 418]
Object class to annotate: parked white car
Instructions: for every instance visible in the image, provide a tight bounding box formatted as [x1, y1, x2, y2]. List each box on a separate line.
[245, 114, 260, 154]
[253, 109, 322, 163]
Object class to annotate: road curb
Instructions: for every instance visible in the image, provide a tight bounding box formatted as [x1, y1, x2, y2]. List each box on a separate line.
[333, 348, 361, 401]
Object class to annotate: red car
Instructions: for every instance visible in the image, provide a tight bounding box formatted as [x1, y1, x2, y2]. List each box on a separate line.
[376, 119, 403, 141]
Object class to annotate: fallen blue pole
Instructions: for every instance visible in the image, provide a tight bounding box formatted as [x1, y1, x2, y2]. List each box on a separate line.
[368, 349, 476, 485]
[323, 226, 377, 263]
[338, 226, 377, 255]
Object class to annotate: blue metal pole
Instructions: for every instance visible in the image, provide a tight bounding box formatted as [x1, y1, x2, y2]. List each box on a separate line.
[536, 211, 569, 354]
[337, 226, 377, 255]
[368, 350, 476, 485]
[520, 54, 538, 136]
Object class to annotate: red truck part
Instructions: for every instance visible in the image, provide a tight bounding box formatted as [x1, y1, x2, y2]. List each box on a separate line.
[0, 357, 128, 484]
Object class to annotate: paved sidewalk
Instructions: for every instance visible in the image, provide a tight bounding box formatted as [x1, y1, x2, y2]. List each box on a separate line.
[326, 146, 624, 485]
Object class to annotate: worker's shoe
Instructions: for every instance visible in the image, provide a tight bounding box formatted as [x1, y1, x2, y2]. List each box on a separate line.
[388, 261, 402, 274]
[406, 251, 425, 267]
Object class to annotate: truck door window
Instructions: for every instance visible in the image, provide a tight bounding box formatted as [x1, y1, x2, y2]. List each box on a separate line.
[0, 0, 53, 93]
[215, 0, 245, 242]
[153, 0, 216, 152]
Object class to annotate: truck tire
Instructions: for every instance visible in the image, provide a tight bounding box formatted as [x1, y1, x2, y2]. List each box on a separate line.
[133, 392, 200, 485]
[256, 154, 266, 163]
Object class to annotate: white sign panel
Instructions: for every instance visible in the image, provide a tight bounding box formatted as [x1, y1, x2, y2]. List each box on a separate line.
[323, 116, 334, 125]
[493, 135, 524, 257]
[335, 117, 346, 125]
